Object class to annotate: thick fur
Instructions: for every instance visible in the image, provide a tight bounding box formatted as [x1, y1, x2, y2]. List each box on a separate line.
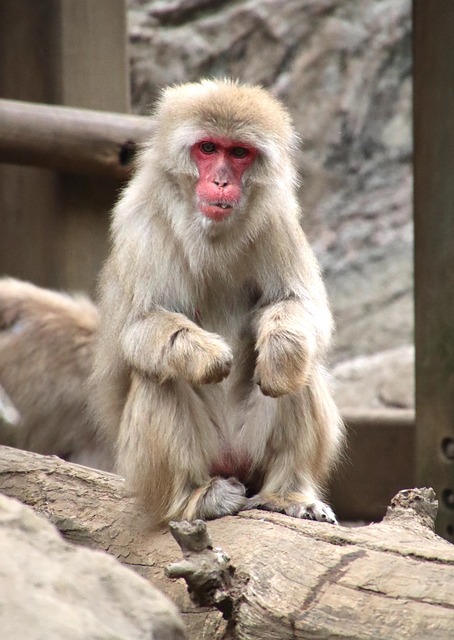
[0, 278, 113, 470]
[92, 79, 344, 527]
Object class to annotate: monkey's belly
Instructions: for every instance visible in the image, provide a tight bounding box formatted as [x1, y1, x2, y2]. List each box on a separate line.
[210, 449, 252, 484]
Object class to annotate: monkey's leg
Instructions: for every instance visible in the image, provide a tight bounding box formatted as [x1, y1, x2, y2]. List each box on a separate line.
[117, 375, 247, 527]
[245, 365, 344, 525]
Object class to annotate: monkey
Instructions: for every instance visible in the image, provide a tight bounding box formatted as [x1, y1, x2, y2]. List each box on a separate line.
[91, 78, 344, 528]
[0, 277, 113, 471]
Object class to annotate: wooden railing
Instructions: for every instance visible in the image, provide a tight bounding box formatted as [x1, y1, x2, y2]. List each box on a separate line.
[0, 99, 153, 179]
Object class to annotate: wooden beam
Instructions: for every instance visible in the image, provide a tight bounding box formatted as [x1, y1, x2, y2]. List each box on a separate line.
[414, 0, 454, 542]
[0, 99, 152, 179]
[330, 409, 415, 521]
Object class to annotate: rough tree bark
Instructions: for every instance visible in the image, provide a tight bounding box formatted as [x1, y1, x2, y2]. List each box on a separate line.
[0, 444, 453, 639]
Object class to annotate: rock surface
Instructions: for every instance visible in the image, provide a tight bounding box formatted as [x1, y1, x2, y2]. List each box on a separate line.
[333, 344, 414, 409]
[0, 493, 186, 640]
[127, 0, 413, 367]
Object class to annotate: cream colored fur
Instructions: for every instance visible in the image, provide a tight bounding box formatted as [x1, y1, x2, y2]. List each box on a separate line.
[91, 79, 345, 526]
[0, 278, 113, 470]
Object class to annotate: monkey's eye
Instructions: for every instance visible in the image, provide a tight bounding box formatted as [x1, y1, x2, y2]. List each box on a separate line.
[231, 147, 248, 158]
[200, 142, 216, 154]
[231, 147, 249, 158]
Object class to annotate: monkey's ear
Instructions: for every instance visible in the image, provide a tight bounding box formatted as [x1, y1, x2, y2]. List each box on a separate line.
[146, 120, 202, 177]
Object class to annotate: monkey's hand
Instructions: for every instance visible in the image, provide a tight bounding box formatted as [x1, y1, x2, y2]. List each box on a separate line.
[164, 326, 233, 385]
[122, 314, 233, 385]
[254, 302, 317, 397]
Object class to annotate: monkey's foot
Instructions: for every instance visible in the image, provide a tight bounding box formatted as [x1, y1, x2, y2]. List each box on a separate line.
[244, 493, 337, 524]
[197, 477, 247, 520]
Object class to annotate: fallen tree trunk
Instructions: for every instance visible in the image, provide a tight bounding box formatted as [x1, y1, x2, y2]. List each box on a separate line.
[0, 445, 453, 639]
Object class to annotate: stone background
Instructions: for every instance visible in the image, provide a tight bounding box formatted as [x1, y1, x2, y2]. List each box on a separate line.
[127, 0, 414, 407]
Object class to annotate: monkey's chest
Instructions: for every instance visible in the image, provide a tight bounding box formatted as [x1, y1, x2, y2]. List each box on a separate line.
[193, 279, 257, 331]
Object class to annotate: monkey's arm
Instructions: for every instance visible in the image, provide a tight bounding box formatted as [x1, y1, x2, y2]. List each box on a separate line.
[253, 296, 331, 397]
[120, 310, 233, 385]
[252, 219, 334, 397]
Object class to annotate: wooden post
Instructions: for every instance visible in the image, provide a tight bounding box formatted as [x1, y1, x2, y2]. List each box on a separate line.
[0, 0, 129, 293]
[414, 0, 454, 541]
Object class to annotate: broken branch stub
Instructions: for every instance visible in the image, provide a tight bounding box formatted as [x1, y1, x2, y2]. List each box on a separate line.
[165, 519, 235, 617]
[383, 486, 438, 529]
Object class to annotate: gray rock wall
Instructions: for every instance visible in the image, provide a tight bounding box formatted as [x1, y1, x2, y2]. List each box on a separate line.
[0, 493, 186, 639]
[127, 0, 413, 369]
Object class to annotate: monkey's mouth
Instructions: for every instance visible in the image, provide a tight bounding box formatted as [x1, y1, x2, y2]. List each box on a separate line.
[199, 201, 235, 221]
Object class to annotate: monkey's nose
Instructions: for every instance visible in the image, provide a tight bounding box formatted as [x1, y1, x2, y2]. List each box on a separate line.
[213, 178, 229, 187]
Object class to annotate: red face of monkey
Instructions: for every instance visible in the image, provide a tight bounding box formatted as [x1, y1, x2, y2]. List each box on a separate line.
[190, 137, 257, 222]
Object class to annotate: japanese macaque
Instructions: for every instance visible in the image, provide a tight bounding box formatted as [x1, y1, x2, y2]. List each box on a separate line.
[92, 78, 344, 527]
[0, 278, 113, 471]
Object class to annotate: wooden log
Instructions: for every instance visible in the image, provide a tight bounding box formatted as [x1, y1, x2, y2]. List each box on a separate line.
[0, 445, 453, 639]
[0, 99, 152, 179]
